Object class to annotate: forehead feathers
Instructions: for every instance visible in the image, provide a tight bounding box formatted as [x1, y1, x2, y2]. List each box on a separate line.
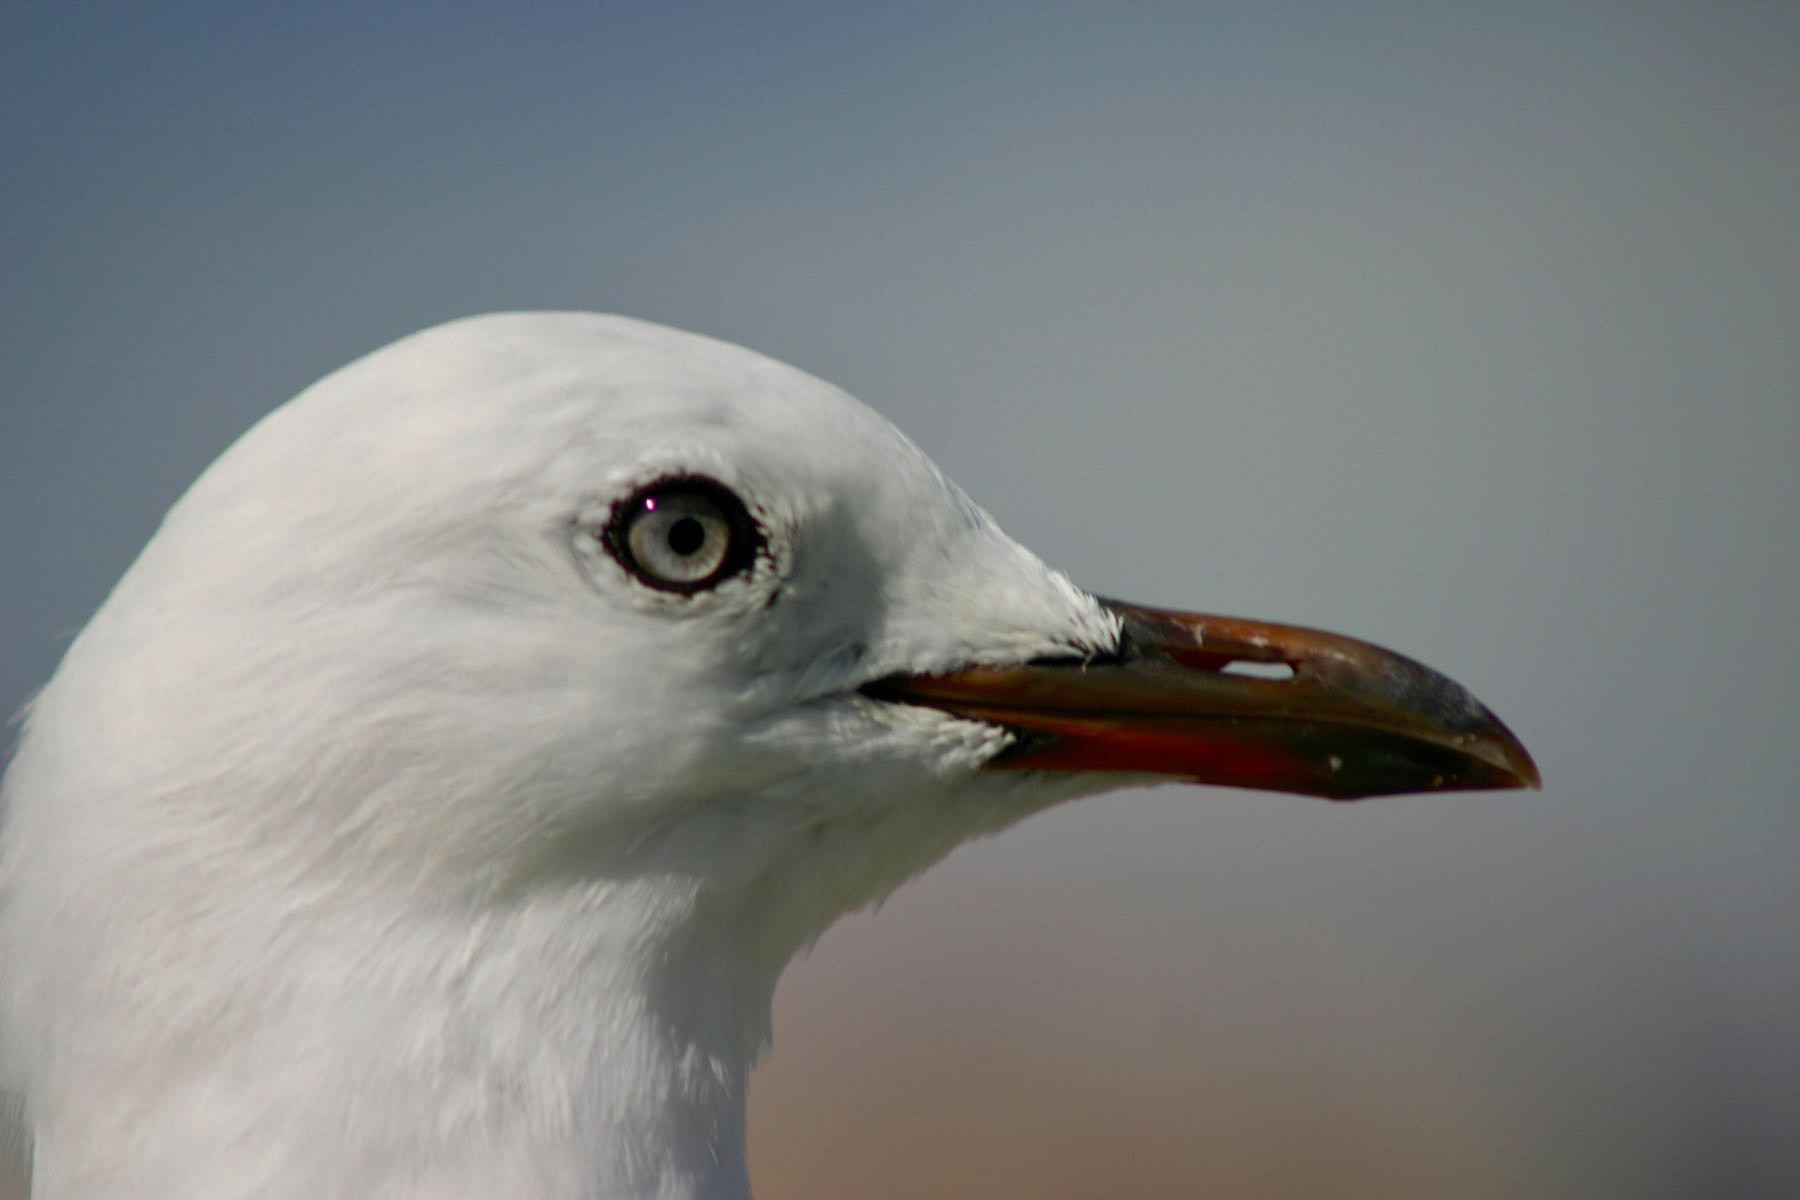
[147, 312, 1112, 687]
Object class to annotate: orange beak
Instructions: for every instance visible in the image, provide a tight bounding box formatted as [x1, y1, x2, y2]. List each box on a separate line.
[862, 598, 1539, 801]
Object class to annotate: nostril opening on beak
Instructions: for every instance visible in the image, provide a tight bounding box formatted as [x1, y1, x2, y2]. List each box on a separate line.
[1220, 660, 1295, 681]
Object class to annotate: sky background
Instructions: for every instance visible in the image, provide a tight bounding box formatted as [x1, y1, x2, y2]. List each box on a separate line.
[3, 4, 1797, 1197]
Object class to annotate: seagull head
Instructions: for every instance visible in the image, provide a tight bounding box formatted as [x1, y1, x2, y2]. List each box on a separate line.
[0, 313, 1535, 1197]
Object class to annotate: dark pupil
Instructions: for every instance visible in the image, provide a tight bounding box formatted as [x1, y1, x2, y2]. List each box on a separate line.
[666, 515, 707, 557]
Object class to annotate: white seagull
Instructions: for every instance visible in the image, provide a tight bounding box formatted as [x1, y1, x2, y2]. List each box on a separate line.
[0, 314, 1536, 1199]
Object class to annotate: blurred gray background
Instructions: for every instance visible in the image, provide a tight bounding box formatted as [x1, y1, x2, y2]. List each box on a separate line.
[3, 5, 1796, 1197]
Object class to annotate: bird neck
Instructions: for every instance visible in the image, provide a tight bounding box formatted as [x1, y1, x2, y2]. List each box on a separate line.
[33, 868, 773, 1200]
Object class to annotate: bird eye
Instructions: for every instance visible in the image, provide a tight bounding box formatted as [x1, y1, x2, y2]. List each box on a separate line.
[604, 477, 760, 593]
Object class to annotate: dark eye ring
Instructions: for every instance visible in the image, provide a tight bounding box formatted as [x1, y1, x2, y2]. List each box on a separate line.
[602, 476, 761, 594]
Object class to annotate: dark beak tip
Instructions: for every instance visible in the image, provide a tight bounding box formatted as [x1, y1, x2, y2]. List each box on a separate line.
[1498, 737, 1544, 792]
[1466, 706, 1542, 792]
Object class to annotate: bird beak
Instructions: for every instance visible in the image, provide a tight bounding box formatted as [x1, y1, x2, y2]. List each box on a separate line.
[862, 598, 1539, 800]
